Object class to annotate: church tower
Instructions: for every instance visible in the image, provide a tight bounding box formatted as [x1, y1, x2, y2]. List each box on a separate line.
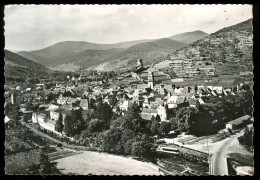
[148, 71, 154, 89]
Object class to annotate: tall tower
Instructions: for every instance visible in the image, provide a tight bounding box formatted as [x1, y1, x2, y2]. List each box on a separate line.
[137, 59, 143, 69]
[148, 71, 154, 89]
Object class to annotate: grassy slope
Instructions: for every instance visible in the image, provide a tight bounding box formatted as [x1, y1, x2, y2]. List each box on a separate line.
[49, 48, 123, 70]
[4, 50, 51, 81]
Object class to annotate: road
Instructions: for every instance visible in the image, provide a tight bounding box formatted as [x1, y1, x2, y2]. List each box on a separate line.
[20, 121, 97, 151]
[210, 132, 243, 175]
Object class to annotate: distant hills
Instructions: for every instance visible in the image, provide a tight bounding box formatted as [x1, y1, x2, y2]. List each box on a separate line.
[90, 38, 186, 71]
[14, 30, 208, 72]
[168, 30, 209, 44]
[4, 50, 51, 82]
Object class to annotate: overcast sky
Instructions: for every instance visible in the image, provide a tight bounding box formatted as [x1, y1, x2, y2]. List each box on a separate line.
[5, 5, 252, 51]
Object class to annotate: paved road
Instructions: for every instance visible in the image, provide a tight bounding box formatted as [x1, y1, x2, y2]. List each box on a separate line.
[211, 132, 243, 175]
[20, 122, 95, 151]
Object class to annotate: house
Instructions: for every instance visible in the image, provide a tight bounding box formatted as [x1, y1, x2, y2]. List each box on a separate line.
[5, 116, 11, 124]
[212, 86, 223, 94]
[118, 99, 130, 111]
[141, 108, 158, 117]
[25, 88, 32, 92]
[167, 96, 178, 108]
[225, 115, 251, 130]
[40, 119, 57, 133]
[38, 112, 49, 124]
[174, 87, 184, 94]
[16, 86, 22, 91]
[80, 99, 89, 110]
[187, 99, 199, 108]
[36, 84, 45, 90]
[167, 95, 186, 109]
[51, 108, 71, 123]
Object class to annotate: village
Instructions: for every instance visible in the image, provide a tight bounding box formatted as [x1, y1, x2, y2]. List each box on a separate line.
[5, 57, 252, 132]
[4, 5, 254, 176]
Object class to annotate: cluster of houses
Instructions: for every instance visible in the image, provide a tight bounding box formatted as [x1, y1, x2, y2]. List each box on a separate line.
[7, 71, 246, 135]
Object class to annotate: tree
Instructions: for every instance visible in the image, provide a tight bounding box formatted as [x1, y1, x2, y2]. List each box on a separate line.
[94, 102, 112, 130]
[194, 84, 198, 93]
[131, 136, 154, 160]
[238, 127, 253, 151]
[150, 120, 160, 135]
[46, 92, 55, 101]
[108, 95, 118, 107]
[89, 98, 96, 109]
[159, 121, 172, 135]
[55, 113, 64, 134]
[151, 115, 156, 122]
[110, 116, 124, 128]
[63, 108, 85, 137]
[27, 152, 61, 174]
[128, 101, 141, 117]
[155, 114, 161, 122]
[102, 127, 124, 154]
[88, 118, 104, 133]
[176, 107, 196, 132]
[169, 117, 178, 130]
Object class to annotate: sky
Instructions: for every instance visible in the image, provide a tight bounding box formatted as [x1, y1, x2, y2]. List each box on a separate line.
[5, 5, 252, 51]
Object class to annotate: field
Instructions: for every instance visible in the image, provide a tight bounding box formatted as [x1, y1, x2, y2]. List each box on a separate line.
[5, 149, 42, 174]
[55, 151, 161, 175]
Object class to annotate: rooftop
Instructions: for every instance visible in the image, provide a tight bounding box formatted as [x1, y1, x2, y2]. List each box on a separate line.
[226, 115, 251, 125]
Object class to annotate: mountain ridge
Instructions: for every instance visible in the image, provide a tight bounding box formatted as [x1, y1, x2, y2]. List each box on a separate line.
[15, 30, 209, 71]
